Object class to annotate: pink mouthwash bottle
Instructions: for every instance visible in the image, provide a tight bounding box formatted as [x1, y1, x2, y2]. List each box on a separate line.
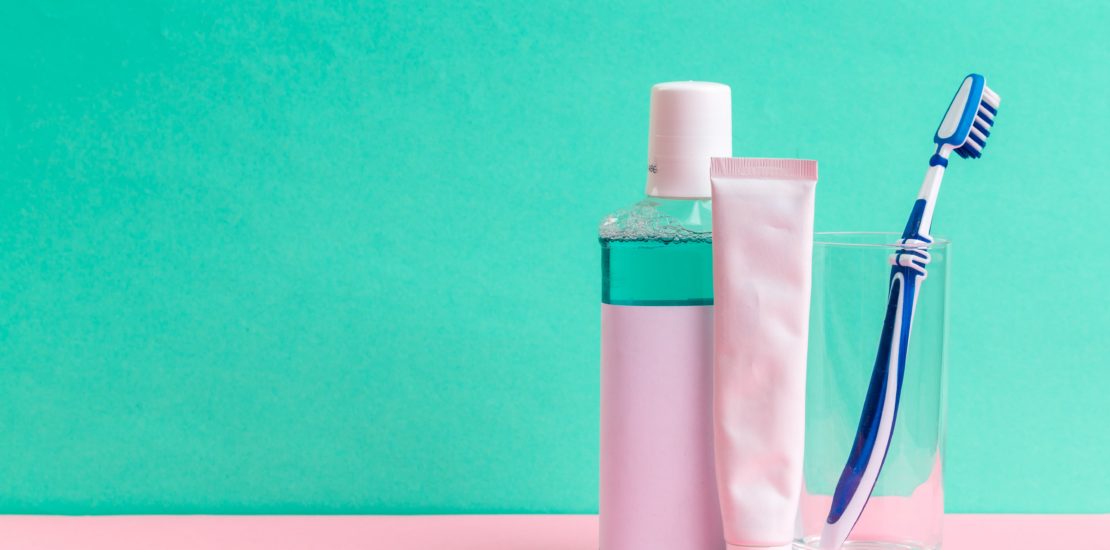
[598, 81, 731, 550]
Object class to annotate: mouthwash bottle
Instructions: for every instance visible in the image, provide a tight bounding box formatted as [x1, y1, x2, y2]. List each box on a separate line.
[598, 82, 730, 550]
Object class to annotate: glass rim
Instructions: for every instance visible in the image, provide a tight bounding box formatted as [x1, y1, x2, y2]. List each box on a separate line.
[814, 231, 951, 249]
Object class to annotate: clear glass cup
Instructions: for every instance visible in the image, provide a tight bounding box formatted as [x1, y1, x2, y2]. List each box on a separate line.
[796, 232, 951, 550]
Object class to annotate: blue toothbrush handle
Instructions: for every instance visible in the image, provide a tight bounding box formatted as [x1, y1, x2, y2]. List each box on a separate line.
[822, 203, 932, 548]
[825, 264, 918, 522]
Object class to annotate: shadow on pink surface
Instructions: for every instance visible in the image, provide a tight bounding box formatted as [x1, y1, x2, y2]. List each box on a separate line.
[0, 514, 1106, 549]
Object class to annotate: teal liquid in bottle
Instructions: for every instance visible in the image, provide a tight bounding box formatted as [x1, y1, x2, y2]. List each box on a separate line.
[600, 198, 713, 306]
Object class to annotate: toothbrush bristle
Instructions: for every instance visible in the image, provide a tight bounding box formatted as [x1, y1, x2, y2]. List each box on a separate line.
[972, 120, 991, 137]
[981, 86, 1001, 107]
[955, 84, 998, 159]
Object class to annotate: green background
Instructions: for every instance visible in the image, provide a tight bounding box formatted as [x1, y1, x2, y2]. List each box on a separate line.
[2, 0, 1107, 514]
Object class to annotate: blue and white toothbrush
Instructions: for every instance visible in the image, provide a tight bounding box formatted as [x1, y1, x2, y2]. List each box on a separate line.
[821, 74, 1000, 550]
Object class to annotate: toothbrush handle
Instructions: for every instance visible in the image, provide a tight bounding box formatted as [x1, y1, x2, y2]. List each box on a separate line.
[822, 151, 944, 550]
[822, 256, 926, 548]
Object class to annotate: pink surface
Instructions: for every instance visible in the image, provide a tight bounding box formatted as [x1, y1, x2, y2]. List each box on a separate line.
[0, 514, 1105, 549]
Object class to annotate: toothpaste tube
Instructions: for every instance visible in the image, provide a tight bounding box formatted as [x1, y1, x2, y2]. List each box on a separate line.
[710, 157, 818, 550]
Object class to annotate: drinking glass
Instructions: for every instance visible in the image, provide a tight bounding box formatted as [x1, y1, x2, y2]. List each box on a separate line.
[796, 232, 951, 550]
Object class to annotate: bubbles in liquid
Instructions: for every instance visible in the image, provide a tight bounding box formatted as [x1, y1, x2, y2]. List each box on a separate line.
[599, 199, 711, 243]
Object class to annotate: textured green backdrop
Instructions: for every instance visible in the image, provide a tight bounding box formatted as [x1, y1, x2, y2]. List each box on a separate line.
[1, 0, 1107, 514]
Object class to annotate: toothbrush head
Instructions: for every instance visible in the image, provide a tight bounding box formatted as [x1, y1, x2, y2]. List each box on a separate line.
[933, 74, 1000, 159]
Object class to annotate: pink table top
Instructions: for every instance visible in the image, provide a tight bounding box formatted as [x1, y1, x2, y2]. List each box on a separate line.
[0, 514, 1105, 549]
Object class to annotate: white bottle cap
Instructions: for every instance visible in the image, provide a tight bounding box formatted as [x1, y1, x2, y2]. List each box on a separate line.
[645, 81, 732, 199]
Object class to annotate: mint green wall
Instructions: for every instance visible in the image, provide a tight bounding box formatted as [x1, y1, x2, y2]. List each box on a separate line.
[1, 0, 1106, 514]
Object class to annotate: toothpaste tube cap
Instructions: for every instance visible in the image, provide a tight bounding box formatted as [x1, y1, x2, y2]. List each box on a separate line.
[646, 81, 732, 199]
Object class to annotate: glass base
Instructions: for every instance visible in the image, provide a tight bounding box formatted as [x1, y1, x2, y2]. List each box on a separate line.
[794, 538, 936, 550]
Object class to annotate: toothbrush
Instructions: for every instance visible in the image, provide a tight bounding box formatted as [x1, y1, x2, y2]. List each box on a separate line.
[821, 74, 1000, 550]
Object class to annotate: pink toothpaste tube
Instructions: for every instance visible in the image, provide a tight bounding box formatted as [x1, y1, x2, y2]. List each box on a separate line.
[710, 157, 818, 550]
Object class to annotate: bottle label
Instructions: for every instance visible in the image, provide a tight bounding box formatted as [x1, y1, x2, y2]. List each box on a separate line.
[599, 303, 723, 550]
